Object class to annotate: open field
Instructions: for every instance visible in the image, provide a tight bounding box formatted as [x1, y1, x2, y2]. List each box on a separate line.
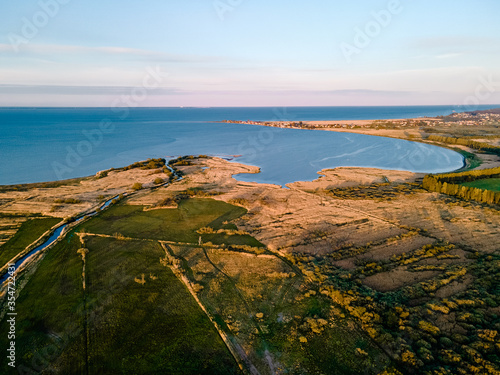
[462, 178, 500, 192]
[167, 243, 390, 374]
[0, 230, 240, 374]
[0, 233, 87, 372]
[79, 198, 261, 247]
[83, 236, 239, 374]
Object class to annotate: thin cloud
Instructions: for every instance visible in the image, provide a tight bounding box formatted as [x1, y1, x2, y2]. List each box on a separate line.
[436, 53, 463, 59]
[0, 43, 224, 64]
[0, 84, 183, 96]
[411, 36, 500, 55]
[412, 36, 497, 49]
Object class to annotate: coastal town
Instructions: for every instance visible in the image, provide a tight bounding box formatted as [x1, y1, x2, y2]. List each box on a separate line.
[221, 109, 500, 130]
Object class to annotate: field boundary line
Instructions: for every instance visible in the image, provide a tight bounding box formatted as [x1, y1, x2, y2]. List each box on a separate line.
[158, 241, 260, 375]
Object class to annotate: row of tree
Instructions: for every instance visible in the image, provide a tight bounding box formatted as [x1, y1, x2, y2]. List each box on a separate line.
[422, 167, 500, 204]
[428, 135, 500, 155]
[425, 167, 500, 184]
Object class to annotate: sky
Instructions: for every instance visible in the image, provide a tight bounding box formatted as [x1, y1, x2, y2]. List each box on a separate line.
[1, 0, 500, 107]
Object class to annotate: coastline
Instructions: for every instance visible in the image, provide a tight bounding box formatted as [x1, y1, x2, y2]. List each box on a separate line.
[2, 155, 500, 374]
[3, 109, 499, 189]
[221, 117, 500, 172]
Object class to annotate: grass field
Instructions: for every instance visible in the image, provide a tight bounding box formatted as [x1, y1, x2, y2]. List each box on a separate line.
[0, 233, 86, 373]
[170, 244, 390, 374]
[0, 217, 61, 267]
[0, 197, 392, 374]
[461, 177, 500, 191]
[83, 236, 239, 374]
[0, 233, 240, 374]
[80, 198, 261, 246]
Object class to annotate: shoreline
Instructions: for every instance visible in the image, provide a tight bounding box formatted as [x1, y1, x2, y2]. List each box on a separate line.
[221, 117, 500, 172]
[3, 111, 500, 188]
[0, 134, 465, 188]
[3, 148, 500, 375]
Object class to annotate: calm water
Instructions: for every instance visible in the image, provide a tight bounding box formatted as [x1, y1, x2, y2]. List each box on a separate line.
[1, 106, 493, 186]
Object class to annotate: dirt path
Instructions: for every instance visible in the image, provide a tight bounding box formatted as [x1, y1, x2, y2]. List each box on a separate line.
[77, 234, 90, 375]
[159, 241, 261, 375]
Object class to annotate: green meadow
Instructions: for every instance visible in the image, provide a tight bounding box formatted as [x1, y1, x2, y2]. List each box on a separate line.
[0, 217, 61, 267]
[461, 177, 500, 192]
[0, 197, 391, 374]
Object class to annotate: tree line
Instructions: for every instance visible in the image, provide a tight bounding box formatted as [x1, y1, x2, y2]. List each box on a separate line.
[422, 167, 500, 204]
[428, 135, 500, 156]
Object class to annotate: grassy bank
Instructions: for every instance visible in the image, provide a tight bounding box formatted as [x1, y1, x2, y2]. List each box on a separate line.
[461, 177, 500, 191]
[453, 148, 483, 172]
[0, 217, 61, 267]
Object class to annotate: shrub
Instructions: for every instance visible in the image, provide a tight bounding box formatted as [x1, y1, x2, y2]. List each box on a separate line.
[96, 170, 108, 179]
[123, 158, 166, 171]
[192, 284, 204, 293]
[228, 198, 249, 206]
[155, 197, 176, 207]
[418, 321, 440, 335]
[54, 198, 82, 204]
[132, 182, 143, 191]
[154, 177, 164, 185]
[440, 337, 453, 347]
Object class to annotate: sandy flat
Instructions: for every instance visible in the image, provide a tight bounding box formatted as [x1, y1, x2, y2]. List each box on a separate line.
[0, 167, 172, 218]
[287, 167, 423, 190]
[164, 157, 500, 255]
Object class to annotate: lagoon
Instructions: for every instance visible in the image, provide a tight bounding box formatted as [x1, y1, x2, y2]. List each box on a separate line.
[0, 107, 474, 186]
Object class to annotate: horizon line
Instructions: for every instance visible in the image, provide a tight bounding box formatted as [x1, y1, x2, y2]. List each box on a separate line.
[1, 104, 499, 109]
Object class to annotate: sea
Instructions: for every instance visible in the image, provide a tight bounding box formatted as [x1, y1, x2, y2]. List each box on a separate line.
[0, 105, 497, 186]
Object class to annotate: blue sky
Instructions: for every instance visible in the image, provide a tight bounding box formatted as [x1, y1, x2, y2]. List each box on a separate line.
[1, 0, 500, 106]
